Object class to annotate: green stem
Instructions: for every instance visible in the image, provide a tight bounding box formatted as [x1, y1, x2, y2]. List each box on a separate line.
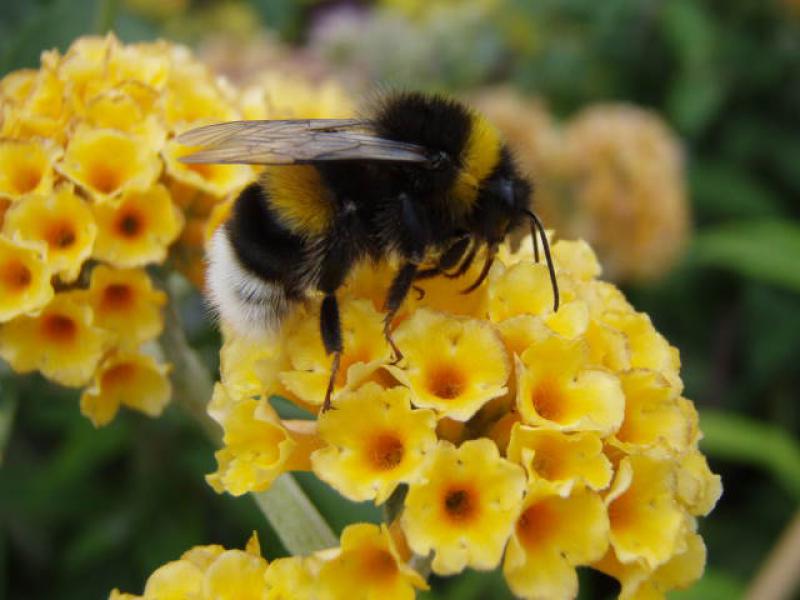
[0, 374, 18, 465]
[700, 410, 800, 500]
[158, 273, 337, 555]
[95, 0, 121, 34]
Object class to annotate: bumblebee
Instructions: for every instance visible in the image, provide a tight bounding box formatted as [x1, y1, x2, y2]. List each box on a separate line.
[178, 91, 559, 410]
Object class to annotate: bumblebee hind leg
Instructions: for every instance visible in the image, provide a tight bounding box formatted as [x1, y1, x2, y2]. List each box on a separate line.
[383, 263, 418, 364]
[320, 293, 343, 412]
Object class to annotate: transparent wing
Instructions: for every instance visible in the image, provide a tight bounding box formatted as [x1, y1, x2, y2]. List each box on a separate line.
[176, 119, 430, 165]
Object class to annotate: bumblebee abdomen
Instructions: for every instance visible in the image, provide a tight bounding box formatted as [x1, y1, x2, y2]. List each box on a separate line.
[206, 183, 313, 338]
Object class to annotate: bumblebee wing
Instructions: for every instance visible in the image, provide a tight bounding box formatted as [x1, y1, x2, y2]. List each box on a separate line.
[176, 119, 430, 165]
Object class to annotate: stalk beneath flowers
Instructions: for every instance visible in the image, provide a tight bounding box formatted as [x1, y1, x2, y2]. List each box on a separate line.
[159, 273, 337, 555]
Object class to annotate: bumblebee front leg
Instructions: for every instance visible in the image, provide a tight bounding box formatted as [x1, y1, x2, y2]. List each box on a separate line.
[383, 262, 418, 364]
[320, 293, 343, 412]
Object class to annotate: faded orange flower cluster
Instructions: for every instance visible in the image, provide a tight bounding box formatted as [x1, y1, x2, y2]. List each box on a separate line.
[474, 88, 690, 283]
[207, 233, 720, 599]
[0, 34, 354, 425]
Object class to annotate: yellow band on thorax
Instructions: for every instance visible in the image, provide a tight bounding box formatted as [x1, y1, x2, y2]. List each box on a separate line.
[262, 165, 335, 236]
[449, 112, 502, 216]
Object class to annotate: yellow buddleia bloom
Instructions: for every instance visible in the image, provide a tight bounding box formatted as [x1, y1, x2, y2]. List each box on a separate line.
[2, 185, 96, 282]
[401, 438, 526, 575]
[206, 384, 296, 496]
[386, 309, 510, 421]
[57, 127, 162, 202]
[504, 480, 609, 600]
[280, 300, 392, 407]
[0, 236, 53, 321]
[163, 137, 254, 198]
[514, 321, 625, 435]
[606, 455, 687, 571]
[312, 383, 437, 503]
[86, 266, 166, 346]
[0, 139, 61, 201]
[0, 291, 108, 387]
[507, 424, 613, 495]
[317, 523, 427, 600]
[676, 449, 723, 517]
[92, 184, 184, 268]
[80, 351, 171, 427]
[264, 555, 322, 600]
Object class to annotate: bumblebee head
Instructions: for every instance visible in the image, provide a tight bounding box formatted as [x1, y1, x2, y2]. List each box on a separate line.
[471, 149, 533, 244]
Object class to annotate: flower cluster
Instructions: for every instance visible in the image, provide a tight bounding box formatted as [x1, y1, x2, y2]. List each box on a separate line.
[0, 34, 354, 424]
[474, 88, 690, 283]
[112, 524, 426, 600]
[206, 232, 720, 598]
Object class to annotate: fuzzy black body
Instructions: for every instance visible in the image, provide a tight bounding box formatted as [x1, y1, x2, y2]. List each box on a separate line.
[200, 91, 547, 408]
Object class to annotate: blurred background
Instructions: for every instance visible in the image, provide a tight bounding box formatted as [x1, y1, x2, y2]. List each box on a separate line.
[1, 0, 799, 598]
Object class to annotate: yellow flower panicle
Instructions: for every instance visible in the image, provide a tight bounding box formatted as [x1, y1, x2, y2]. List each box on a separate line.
[0, 34, 336, 423]
[212, 228, 719, 598]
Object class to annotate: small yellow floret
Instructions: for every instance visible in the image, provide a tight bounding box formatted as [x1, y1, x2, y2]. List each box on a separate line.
[80, 351, 171, 427]
[317, 523, 427, 600]
[0, 236, 53, 321]
[0, 291, 108, 386]
[387, 309, 510, 421]
[312, 383, 437, 503]
[86, 265, 166, 346]
[0, 139, 61, 200]
[163, 137, 254, 198]
[2, 185, 96, 282]
[92, 184, 183, 267]
[401, 439, 526, 575]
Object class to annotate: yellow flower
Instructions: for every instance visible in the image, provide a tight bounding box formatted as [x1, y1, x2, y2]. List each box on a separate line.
[80, 351, 171, 427]
[611, 370, 694, 458]
[0, 291, 108, 386]
[312, 383, 437, 503]
[206, 385, 296, 496]
[163, 137, 254, 198]
[386, 309, 510, 421]
[401, 438, 526, 575]
[163, 60, 238, 127]
[676, 449, 723, 517]
[2, 185, 96, 282]
[202, 547, 269, 600]
[57, 127, 161, 202]
[143, 560, 203, 600]
[264, 555, 322, 600]
[595, 528, 706, 600]
[317, 523, 427, 600]
[507, 424, 613, 495]
[280, 300, 392, 407]
[92, 184, 183, 267]
[86, 265, 166, 346]
[0, 236, 53, 321]
[514, 321, 625, 435]
[606, 455, 687, 570]
[503, 480, 609, 600]
[487, 262, 563, 322]
[82, 88, 166, 149]
[0, 139, 61, 201]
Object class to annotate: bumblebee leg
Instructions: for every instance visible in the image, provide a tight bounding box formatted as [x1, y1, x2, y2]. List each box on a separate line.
[415, 236, 471, 280]
[320, 293, 343, 412]
[383, 262, 418, 364]
[413, 285, 426, 300]
[461, 243, 498, 294]
[445, 241, 479, 279]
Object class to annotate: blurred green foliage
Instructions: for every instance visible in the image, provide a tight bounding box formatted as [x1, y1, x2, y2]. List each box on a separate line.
[1, 1, 800, 598]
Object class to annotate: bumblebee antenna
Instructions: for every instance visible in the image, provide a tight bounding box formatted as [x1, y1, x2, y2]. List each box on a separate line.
[522, 209, 559, 312]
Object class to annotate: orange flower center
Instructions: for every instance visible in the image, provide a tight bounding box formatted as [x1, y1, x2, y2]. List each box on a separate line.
[12, 164, 43, 194]
[517, 501, 557, 548]
[367, 433, 404, 471]
[45, 221, 77, 249]
[1, 259, 32, 292]
[102, 363, 137, 388]
[187, 163, 213, 179]
[41, 313, 77, 343]
[443, 485, 478, 523]
[88, 162, 122, 194]
[427, 363, 466, 400]
[531, 378, 565, 421]
[532, 450, 559, 480]
[115, 210, 144, 239]
[101, 284, 134, 311]
[335, 347, 370, 388]
[360, 548, 398, 581]
[607, 490, 635, 531]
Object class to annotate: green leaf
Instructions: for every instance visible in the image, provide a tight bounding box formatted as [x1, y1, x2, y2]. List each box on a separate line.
[700, 410, 800, 500]
[0, 377, 18, 464]
[690, 161, 783, 220]
[670, 568, 745, 599]
[690, 221, 800, 293]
